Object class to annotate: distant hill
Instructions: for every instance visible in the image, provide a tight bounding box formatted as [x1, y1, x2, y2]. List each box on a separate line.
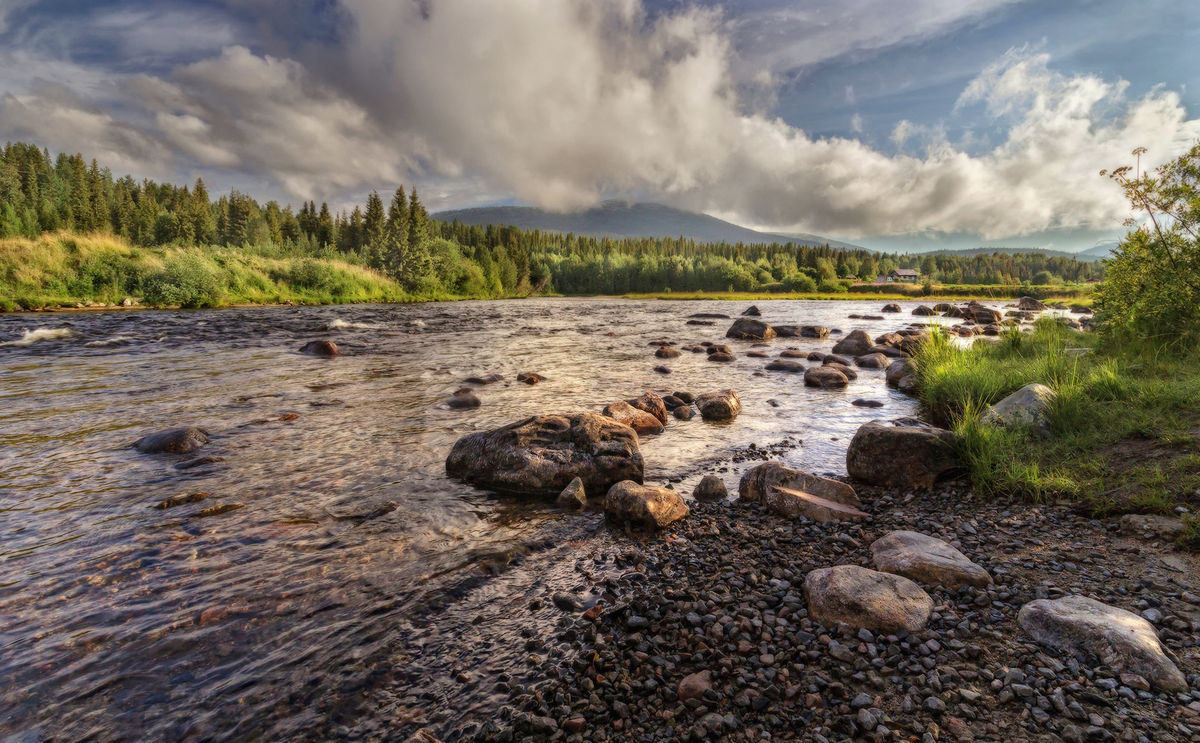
[1075, 241, 1119, 260]
[432, 201, 863, 251]
[927, 246, 1085, 260]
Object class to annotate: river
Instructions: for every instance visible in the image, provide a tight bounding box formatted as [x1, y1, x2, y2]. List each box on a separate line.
[0, 298, 967, 741]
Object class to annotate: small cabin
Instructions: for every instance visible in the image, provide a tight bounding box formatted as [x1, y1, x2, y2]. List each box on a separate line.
[890, 268, 920, 282]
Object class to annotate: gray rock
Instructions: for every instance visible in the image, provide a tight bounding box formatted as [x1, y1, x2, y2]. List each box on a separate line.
[726, 317, 776, 341]
[738, 461, 861, 507]
[133, 427, 210, 455]
[981, 383, 1056, 430]
[846, 420, 961, 489]
[804, 565, 933, 633]
[870, 530, 992, 588]
[1119, 513, 1185, 540]
[832, 329, 873, 356]
[1017, 595, 1187, 692]
[555, 477, 587, 509]
[693, 475, 728, 502]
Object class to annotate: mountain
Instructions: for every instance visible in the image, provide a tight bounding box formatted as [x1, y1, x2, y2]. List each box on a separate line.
[926, 246, 1085, 260]
[1075, 241, 1119, 260]
[432, 201, 863, 250]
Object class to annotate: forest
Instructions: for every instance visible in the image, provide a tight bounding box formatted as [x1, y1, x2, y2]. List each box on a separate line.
[0, 141, 1102, 307]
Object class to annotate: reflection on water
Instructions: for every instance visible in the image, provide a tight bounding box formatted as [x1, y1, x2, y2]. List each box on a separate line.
[0, 298, 965, 740]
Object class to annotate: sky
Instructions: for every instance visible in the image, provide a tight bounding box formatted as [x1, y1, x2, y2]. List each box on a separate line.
[0, 0, 1197, 253]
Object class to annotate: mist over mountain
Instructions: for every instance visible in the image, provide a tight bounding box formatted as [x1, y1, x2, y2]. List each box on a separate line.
[433, 201, 864, 251]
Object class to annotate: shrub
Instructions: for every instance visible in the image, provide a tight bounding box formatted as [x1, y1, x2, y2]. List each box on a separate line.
[142, 252, 224, 308]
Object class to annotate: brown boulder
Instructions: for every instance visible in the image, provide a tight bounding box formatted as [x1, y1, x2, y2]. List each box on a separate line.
[831, 329, 872, 356]
[628, 392, 669, 424]
[846, 420, 961, 488]
[446, 413, 644, 496]
[738, 461, 860, 507]
[804, 565, 933, 633]
[854, 353, 890, 369]
[300, 340, 340, 356]
[602, 401, 665, 435]
[726, 318, 776, 341]
[804, 366, 848, 388]
[604, 481, 689, 529]
[695, 389, 741, 421]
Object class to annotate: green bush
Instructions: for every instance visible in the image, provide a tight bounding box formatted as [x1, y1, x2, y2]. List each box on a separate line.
[142, 252, 224, 308]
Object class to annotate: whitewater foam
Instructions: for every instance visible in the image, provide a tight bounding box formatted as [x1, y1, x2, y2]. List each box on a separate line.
[1, 328, 80, 347]
[327, 319, 385, 331]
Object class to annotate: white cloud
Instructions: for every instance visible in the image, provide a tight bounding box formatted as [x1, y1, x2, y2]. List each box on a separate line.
[850, 113, 864, 134]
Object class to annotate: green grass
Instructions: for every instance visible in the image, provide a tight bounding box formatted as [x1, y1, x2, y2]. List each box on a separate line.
[913, 320, 1200, 546]
[0, 231, 425, 310]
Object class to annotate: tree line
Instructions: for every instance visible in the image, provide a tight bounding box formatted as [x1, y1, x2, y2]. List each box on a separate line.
[0, 141, 1102, 298]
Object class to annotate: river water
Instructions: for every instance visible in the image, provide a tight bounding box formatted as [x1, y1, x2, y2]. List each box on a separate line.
[0, 298, 968, 741]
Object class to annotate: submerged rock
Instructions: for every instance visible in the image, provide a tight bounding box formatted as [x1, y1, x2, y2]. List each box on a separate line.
[448, 390, 481, 409]
[445, 413, 643, 496]
[764, 359, 804, 373]
[555, 477, 587, 509]
[846, 420, 960, 488]
[1018, 596, 1187, 692]
[602, 401, 664, 435]
[133, 427, 210, 455]
[693, 474, 728, 502]
[695, 389, 741, 421]
[741, 305, 761, 317]
[300, 340, 340, 356]
[516, 372, 545, 385]
[804, 565, 933, 633]
[604, 481, 689, 530]
[726, 318, 776, 341]
[870, 530, 992, 588]
[465, 373, 503, 385]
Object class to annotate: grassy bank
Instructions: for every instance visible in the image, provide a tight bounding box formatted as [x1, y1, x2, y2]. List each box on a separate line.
[912, 320, 1200, 547]
[0, 232, 431, 311]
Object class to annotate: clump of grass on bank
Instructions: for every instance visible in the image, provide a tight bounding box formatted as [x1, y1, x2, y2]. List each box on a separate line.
[913, 320, 1200, 542]
[0, 232, 417, 310]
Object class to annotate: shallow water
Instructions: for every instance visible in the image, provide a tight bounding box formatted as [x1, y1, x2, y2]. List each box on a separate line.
[0, 298, 967, 741]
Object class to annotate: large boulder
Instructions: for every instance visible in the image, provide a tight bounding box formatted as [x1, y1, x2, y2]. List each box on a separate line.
[761, 487, 869, 522]
[300, 340, 340, 356]
[1018, 596, 1187, 692]
[832, 329, 873, 356]
[805, 366, 848, 388]
[628, 392, 669, 424]
[846, 420, 961, 488]
[693, 475, 728, 502]
[981, 383, 1056, 430]
[446, 413, 644, 496]
[804, 565, 933, 633]
[604, 481, 689, 530]
[1018, 296, 1047, 311]
[726, 318, 776, 341]
[870, 531, 992, 588]
[695, 389, 741, 421]
[968, 304, 1002, 324]
[133, 427, 210, 455]
[885, 359, 914, 388]
[602, 401, 664, 435]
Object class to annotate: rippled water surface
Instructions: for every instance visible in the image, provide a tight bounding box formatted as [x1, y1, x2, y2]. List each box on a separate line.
[0, 298, 966, 741]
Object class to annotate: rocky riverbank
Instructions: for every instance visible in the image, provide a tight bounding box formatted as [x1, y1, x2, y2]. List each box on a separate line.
[464, 480, 1199, 742]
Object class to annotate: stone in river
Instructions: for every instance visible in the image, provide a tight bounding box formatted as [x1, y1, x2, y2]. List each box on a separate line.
[604, 481, 689, 530]
[882, 303, 902, 313]
[602, 401, 664, 435]
[852, 399, 884, 408]
[804, 366, 848, 389]
[299, 340, 340, 356]
[800, 325, 830, 338]
[693, 475, 728, 502]
[855, 353, 890, 369]
[465, 373, 503, 384]
[726, 318, 776, 341]
[555, 477, 587, 509]
[446, 413, 643, 496]
[133, 427, 210, 455]
[655, 347, 681, 359]
[672, 405, 695, 421]
[832, 329, 873, 356]
[628, 392, 668, 424]
[1018, 596, 1187, 692]
[747, 351, 769, 358]
[653, 365, 672, 374]
[780, 349, 806, 358]
[912, 305, 936, 316]
[448, 390, 481, 409]
[694, 389, 741, 421]
[672, 391, 695, 404]
[870, 530, 992, 588]
[741, 305, 761, 316]
[516, 372, 545, 384]
[765, 359, 804, 373]
[822, 362, 858, 381]
[846, 420, 961, 489]
[804, 565, 933, 634]
[707, 351, 735, 362]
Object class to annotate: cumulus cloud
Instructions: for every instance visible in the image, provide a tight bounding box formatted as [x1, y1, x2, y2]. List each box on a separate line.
[0, 0, 1196, 239]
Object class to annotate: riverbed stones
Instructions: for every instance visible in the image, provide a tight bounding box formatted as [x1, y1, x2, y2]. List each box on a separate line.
[846, 420, 961, 488]
[832, 329, 873, 356]
[604, 481, 689, 530]
[555, 477, 587, 509]
[726, 318, 776, 341]
[764, 359, 804, 373]
[693, 475, 727, 502]
[761, 486, 869, 522]
[445, 412, 644, 496]
[805, 366, 848, 388]
[981, 382, 1056, 430]
[870, 530, 992, 588]
[602, 401, 664, 435]
[823, 361, 857, 380]
[695, 389, 740, 421]
[1018, 596, 1188, 692]
[854, 352, 890, 369]
[299, 340, 340, 356]
[804, 565, 933, 633]
[677, 670, 712, 702]
[133, 427, 210, 455]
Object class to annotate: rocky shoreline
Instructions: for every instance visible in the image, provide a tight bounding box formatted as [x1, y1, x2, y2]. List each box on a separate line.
[460, 481, 1200, 742]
